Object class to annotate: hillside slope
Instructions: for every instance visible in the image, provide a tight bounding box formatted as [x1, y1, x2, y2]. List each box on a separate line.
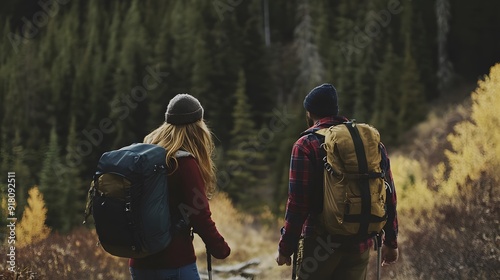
[385, 65, 500, 279]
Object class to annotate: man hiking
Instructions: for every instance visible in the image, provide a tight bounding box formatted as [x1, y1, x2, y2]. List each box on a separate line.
[276, 83, 399, 279]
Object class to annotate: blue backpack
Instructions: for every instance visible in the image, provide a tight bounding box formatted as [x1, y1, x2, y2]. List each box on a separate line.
[84, 143, 190, 258]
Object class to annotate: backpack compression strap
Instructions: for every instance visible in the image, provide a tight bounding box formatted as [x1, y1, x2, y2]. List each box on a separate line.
[343, 122, 372, 236]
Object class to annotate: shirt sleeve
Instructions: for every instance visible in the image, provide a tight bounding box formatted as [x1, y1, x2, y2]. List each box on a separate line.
[380, 143, 399, 249]
[177, 157, 230, 259]
[278, 141, 312, 257]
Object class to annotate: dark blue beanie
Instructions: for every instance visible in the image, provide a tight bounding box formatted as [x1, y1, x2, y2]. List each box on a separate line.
[303, 83, 339, 117]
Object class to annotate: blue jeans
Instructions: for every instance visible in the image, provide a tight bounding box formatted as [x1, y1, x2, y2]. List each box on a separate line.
[129, 262, 200, 280]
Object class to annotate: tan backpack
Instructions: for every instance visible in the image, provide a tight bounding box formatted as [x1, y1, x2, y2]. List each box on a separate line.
[315, 121, 387, 237]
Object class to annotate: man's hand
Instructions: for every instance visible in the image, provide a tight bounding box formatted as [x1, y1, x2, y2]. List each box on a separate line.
[275, 251, 292, 266]
[381, 245, 398, 266]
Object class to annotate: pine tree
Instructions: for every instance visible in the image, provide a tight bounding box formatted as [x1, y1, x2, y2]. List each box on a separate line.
[0, 18, 12, 67]
[413, 0, 438, 100]
[387, 1, 427, 140]
[39, 126, 68, 231]
[224, 70, 265, 211]
[48, 1, 80, 139]
[0, 129, 33, 225]
[16, 186, 51, 248]
[314, 0, 333, 76]
[238, 0, 274, 126]
[81, 0, 108, 129]
[332, 0, 357, 116]
[62, 118, 85, 230]
[203, 2, 241, 145]
[294, 0, 325, 98]
[398, 37, 426, 137]
[435, 0, 454, 92]
[11, 131, 32, 220]
[147, 11, 172, 130]
[371, 43, 401, 145]
[352, 0, 386, 121]
[110, 0, 150, 147]
[190, 12, 213, 121]
[169, 0, 197, 94]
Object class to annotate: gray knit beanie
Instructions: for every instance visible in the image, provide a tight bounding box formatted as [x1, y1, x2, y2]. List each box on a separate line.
[165, 94, 204, 125]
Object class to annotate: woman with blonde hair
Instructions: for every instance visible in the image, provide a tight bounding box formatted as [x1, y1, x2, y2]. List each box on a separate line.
[129, 94, 230, 280]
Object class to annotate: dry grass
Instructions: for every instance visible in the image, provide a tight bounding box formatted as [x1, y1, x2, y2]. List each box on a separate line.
[0, 229, 128, 280]
[194, 192, 291, 279]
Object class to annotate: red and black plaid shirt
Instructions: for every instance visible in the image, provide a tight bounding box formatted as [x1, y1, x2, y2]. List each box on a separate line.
[278, 116, 398, 257]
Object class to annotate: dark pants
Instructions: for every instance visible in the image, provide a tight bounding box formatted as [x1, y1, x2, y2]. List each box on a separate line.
[297, 234, 370, 280]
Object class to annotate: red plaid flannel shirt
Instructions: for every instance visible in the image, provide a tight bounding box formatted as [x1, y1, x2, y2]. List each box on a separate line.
[278, 116, 399, 257]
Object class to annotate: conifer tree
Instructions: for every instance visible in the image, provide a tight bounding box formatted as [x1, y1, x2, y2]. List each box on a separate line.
[11, 131, 32, 220]
[294, 0, 325, 98]
[238, 1, 274, 126]
[372, 43, 401, 144]
[62, 118, 85, 229]
[413, 0, 437, 100]
[48, 1, 80, 138]
[0, 128, 33, 223]
[0, 18, 11, 66]
[39, 126, 68, 231]
[84, 0, 109, 130]
[0, 54, 8, 148]
[436, 0, 454, 92]
[16, 186, 51, 248]
[190, 13, 213, 120]
[147, 12, 172, 130]
[314, 0, 333, 77]
[0, 132, 11, 240]
[103, 1, 122, 77]
[224, 70, 265, 210]
[332, 0, 357, 116]
[110, 0, 149, 147]
[353, 0, 386, 121]
[203, 2, 240, 144]
[169, 0, 197, 94]
[398, 36, 426, 138]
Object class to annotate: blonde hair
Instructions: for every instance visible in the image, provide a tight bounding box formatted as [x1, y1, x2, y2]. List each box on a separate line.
[143, 120, 216, 196]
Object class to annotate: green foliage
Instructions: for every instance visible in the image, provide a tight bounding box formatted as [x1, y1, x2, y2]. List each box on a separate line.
[0, 0, 493, 219]
[398, 38, 427, 136]
[371, 43, 401, 145]
[39, 126, 69, 232]
[224, 70, 266, 211]
[294, 1, 325, 97]
[63, 118, 86, 229]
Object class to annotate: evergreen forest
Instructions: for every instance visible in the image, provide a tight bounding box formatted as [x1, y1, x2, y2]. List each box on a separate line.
[0, 0, 499, 248]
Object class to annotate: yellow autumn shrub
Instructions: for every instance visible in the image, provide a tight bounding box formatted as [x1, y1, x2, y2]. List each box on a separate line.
[442, 63, 500, 197]
[391, 155, 435, 213]
[16, 186, 51, 248]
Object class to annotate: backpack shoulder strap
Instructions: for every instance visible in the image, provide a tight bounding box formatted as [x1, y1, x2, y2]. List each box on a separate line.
[314, 128, 329, 136]
[343, 121, 373, 236]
